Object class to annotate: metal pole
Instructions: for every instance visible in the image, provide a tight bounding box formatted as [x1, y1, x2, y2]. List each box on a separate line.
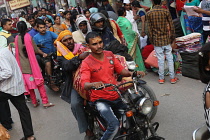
[4, 0, 9, 16]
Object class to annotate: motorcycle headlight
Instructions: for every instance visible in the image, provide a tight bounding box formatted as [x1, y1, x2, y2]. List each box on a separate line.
[126, 61, 136, 70]
[137, 98, 153, 115]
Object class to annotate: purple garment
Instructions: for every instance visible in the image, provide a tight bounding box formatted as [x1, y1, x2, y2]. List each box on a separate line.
[28, 28, 39, 38]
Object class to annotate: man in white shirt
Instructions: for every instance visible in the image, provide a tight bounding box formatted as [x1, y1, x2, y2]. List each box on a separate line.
[124, 0, 140, 36]
[0, 46, 36, 140]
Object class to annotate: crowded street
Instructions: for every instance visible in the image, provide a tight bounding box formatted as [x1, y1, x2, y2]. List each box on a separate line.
[8, 73, 205, 140]
[1, 0, 210, 140]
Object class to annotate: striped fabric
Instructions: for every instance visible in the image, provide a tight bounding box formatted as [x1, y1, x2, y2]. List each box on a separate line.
[201, 0, 210, 31]
[203, 82, 210, 131]
[202, 14, 210, 31]
[0, 47, 25, 96]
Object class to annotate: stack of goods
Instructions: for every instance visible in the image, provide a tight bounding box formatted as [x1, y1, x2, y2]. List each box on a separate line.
[176, 33, 201, 79]
[175, 33, 202, 52]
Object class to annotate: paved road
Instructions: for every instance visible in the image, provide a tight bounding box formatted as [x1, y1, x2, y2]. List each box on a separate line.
[8, 72, 205, 140]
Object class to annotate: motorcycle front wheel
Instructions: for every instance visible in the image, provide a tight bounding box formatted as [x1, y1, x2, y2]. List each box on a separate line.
[93, 119, 104, 140]
[137, 84, 158, 120]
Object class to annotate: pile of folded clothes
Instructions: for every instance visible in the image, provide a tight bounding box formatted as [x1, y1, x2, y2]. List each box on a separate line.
[175, 33, 202, 52]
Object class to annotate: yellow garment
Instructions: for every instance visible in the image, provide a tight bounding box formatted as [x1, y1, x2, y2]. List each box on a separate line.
[55, 30, 79, 60]
[56, 41, 78, 60]
[110, 20, 121, 43]
[0, 32, 11, 38]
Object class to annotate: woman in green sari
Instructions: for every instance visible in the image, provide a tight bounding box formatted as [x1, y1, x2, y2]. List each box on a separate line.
[117, 7, 145, 71]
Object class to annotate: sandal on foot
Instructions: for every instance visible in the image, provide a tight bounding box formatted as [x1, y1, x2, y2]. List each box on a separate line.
[43, 103, 55, 109]
[33, 99, 40, 108]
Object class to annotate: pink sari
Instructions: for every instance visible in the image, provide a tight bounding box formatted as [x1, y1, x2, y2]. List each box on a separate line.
[15, 33, 44, 92]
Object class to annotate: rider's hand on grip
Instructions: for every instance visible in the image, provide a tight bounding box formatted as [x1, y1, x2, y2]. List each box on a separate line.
[43, 53, 48, 58]
[137, 71, 146, 78]
[132, 71, 146, 78]
[91, 82, 105, 90]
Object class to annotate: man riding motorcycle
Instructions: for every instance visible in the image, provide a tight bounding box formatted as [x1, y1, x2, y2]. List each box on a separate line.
[33, 20, 59, 91]
[80, 32, 145, 140]
[90, 12, 116, 47]
[55, 30, 93, 140]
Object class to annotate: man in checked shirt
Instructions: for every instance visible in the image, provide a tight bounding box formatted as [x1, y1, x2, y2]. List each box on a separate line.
[146, 0, 178, 84]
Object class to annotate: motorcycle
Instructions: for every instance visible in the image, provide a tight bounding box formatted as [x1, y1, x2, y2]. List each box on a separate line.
[124, 61, 157, 120]
[192, 124, 210, 140]
[104, 40, 158, 119]
[85, 71, 164, 140]
[37, 44, 65, 91]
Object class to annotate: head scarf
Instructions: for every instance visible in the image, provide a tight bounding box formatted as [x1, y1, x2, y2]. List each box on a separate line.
[55, 30, 81, 60]
[57, 30, 72, 41]
[75, 15, 92, 36]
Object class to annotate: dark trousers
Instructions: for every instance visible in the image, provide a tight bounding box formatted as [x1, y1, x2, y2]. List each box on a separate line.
[0, 92, 34, 138]
[203, 30, 210, 44]
[0, 100, 12, 128]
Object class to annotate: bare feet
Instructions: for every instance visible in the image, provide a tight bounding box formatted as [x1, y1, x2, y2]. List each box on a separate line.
[50, 84, 60, 92]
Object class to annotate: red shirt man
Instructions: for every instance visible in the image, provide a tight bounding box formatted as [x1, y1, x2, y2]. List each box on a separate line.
[80, 32, 145, 140]
[81, 50, 124, 102]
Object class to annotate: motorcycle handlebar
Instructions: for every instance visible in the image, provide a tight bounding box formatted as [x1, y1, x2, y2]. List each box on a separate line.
[37, 45, 56, 58]
[91, 83, 116, 90]
[132, 71, 142, 79]
[47, 52, 54, 57]
[37, 44, 46, 48]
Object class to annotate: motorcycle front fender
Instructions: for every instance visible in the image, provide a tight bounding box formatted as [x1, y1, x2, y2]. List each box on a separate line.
[137, 79, 147, 85]
[192, 124, 210, 140]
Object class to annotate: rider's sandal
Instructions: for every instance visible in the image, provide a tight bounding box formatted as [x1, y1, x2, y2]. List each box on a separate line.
[43, 103, 55, 109]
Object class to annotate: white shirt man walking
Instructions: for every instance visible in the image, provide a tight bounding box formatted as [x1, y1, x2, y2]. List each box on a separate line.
[0, 46, 36, 140]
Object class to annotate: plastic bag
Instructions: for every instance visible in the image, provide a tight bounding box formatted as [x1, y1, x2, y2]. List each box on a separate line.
[0, 124, 10, 140]
[139, 35, 148, 49]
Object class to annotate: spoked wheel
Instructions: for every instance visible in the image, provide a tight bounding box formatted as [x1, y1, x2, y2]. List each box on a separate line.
[45, 70, 64, 92]
[137, 84, 158, 120]
[52, 69, 63, 87]
[93, 119, 104, 140]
